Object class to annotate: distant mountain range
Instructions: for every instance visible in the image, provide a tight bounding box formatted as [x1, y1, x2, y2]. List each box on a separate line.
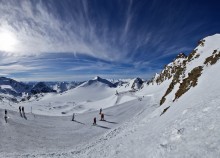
[0, 79, 84, 102]
[0, 75, 144, 103]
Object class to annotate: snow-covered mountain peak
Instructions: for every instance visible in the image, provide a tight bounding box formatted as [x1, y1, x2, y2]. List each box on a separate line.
[176, 52, 187, 59]
[0, 77, 30, 99]
[198, 33, 220, 49]
[93, 76, 101, 80]
[130, 77, 144, 90]
[79, 76, 116, 88]
[166, 52, 187, 68]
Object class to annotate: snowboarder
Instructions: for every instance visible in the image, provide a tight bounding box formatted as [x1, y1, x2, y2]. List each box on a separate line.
[101, 113, 104, 121]
[93, 117, 96, 125]
[4, 109, 8, 123]
[72, 113, 75, 121]
[99, 108, 102, 114]
[19, 106, 22, 117]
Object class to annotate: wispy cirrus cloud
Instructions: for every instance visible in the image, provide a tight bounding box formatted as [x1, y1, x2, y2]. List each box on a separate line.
[0, 0, 124, 61]
[0, 0, 219, 81]
[0, 62, 46, 75]
[0, 0, 200, 62]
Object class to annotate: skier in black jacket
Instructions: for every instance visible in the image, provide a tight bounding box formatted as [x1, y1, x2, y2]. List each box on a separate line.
[19, 106, 22, 117]
[4, 109, 8, 123]
[72, 113, 75, 121]
[99, 108, 102, 114]
[93, 117, 96, 125]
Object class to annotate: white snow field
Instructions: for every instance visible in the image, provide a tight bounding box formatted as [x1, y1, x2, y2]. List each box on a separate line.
[0, 34, 220, 158]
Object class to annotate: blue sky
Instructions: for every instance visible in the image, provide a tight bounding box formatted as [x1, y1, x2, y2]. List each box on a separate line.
[0, 0, 219, 81]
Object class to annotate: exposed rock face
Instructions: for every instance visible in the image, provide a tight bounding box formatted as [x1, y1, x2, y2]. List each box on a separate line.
[204, 50, 220, 66]
[114, 81, 127, 87]
[174, 66, 203, 101]
[0, 77, 30, 96]
[187, 50, 197, 62]
[160, 64, 186, 105]
[31, 82, 57, 94]
[159, 50, 206, 105]
[131, 78, 144, 90]
[175, 53, 187, 59]
[148, 35, 220, 106]
[149, 53, 187, 86]
[198, 39, 205, 47]
[160, 106, 170, 116]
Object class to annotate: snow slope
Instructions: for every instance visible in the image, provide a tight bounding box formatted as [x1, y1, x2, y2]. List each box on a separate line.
[0, 95, 148, 157]
[16, 86, 116, 115]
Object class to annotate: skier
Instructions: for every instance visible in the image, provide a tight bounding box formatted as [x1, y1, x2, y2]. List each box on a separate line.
[93, 117, 96, 125]
[22, 107, 26, 119]
[101, 113, 104, 121]
[22, 106, 24, 115]
[99, 108, 102, 114]
[115, 90, 119, 95]
[19, 106, 22, 117]
[4, 109, 8, 123]
[72, 113, 75, 121]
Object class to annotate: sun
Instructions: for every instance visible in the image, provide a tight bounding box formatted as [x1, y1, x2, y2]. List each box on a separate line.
[0, 29, 18, 52]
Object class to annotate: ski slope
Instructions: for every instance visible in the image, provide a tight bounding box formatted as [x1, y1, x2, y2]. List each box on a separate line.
[0, 94, 149, 157]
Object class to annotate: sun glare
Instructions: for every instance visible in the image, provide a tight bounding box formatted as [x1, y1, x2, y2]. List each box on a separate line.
[0, 30, 18, 52]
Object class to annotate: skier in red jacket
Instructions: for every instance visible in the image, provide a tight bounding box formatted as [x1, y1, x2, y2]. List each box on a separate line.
[101, 113, 104, 121]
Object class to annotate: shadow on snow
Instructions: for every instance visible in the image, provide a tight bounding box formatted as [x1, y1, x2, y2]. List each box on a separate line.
[95, 124, 111, 129]
[72, 120, 85, 125]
